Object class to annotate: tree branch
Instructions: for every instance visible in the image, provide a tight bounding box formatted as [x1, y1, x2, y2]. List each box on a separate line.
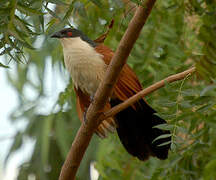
[102, 67, 196, 120]
[59, 1, 157, 180]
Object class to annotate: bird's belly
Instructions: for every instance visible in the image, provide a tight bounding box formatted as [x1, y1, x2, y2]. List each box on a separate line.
[64, 56, 106, 96]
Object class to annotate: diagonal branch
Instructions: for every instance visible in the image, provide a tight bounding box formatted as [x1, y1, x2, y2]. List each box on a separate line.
[58, 1, 157, 180]
[102, 67, 196, 120]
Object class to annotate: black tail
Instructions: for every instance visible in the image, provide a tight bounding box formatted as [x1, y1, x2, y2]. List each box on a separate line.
[111, 99, 171, 161]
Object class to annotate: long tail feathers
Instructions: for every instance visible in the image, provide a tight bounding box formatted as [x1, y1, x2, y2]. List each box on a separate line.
[111, 99, 171, 161]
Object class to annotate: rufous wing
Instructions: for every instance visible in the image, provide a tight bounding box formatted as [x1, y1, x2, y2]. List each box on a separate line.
[95, 44, 143, 102]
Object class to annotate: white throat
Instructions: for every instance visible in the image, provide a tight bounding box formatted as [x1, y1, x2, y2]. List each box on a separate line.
[61, 37, 107, 95]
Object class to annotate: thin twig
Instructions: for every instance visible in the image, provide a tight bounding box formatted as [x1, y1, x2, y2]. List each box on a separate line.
[102, 67, 196, 120]
[58, 1, 157, 180]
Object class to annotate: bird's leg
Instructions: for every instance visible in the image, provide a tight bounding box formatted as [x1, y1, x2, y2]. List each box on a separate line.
[90, 94, 94, 103]
[83, 94, 95, 123]
[83, 107, 88, 124]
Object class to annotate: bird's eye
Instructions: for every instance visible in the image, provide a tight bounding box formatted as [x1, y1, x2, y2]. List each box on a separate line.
[67, 31, 73, 37]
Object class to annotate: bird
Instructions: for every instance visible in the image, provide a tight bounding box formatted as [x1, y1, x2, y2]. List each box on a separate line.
[51, 28, 171, 161]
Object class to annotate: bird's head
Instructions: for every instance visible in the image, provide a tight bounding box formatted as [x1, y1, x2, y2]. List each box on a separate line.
[51, 28, 83, 39]
[51, 28, 96, 48]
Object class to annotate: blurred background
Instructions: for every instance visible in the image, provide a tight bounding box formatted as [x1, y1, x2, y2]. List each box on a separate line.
[1, 0, 216, 179]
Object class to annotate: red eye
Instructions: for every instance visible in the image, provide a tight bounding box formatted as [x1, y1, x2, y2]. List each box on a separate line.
[67, 31, 73, 37]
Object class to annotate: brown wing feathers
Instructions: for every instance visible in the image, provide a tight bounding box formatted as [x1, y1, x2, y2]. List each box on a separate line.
[95, 44, 143, 102]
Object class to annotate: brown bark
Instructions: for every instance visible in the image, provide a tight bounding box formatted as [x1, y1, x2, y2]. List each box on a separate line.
[102, 67, 196, 120]
[59, 1, 157, 180]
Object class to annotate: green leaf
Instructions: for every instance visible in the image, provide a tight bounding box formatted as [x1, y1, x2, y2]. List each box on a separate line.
[46, 18, 58, 33]
[179, 100, 193, 108]
[196, 103, 215, 113]
[47, 0, 68, 5]
[5, 132, 23, 164]
[156, 99, 177, 107]
[89, 0, 102, 7]
[190, 96, 212, 106]
[63, 1, 75, 21]
[17, 4, 45, 16]
[157, 141, 172, 147]
[0, 62, 9, 68]
[181, 89, 196, 96]
[200, 85, 216, 96]
[17, 39, 35, 50]
[170, 142, 177, 150]
[44, 5, 61, 20]
[152, 134, 172, 143]
[154, 112, 176, 119]
[39, 15, 44, 32]
[14, 16, 36, 36]
[153, 123, 174, 131]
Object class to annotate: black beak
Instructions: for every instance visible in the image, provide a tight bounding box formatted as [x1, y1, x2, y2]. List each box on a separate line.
[51, 31, 61, 38]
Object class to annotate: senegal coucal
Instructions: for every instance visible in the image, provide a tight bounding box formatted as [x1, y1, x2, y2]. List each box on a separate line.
[51, 28, 171, 161]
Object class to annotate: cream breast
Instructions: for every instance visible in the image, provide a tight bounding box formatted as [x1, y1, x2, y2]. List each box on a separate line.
[60, 37, 107, 96]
